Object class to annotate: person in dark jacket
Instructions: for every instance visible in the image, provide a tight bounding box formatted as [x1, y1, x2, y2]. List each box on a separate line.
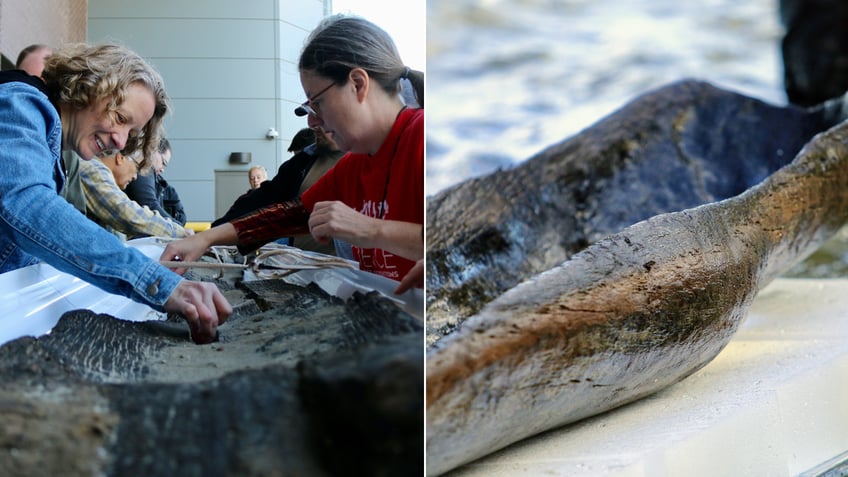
[125, 137, 187, 225]
[213, 127, 345, 255]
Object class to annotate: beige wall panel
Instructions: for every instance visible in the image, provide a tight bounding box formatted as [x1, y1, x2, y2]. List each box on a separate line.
[154, 58, 277, 99]
[88, 18, 276, 59]
[88, 0, 274, 20]
[165, 139, 278, 183]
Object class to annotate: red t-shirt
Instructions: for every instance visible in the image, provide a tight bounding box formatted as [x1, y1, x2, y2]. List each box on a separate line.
[300, 107, 424, 281]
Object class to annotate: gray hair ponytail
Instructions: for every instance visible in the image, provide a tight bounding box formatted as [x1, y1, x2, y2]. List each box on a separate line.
[299, 15, 423, 108]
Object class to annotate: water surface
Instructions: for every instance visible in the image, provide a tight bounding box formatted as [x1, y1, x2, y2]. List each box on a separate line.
[426, 0, 848, 277]
[427, 0, 783, 195]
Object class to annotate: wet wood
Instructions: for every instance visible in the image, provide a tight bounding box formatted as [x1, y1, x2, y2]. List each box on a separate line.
[425, 80, 848, 475]
[0, 269, 422, 476]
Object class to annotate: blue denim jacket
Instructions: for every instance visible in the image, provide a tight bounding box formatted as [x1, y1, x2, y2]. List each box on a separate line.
[0, 77, 182, 310]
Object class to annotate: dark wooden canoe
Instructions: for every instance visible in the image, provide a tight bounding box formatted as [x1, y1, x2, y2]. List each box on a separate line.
[425, 79, 848, 475]
[0, 272, 423, 476]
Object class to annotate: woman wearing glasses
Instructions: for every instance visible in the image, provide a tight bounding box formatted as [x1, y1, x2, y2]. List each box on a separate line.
[0, 43, 231, 344]
[162, 15, 425, 291]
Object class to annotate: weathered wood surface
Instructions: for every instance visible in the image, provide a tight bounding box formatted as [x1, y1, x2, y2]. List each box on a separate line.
[426, 80, 846, 344]
[425, 80, 848, 475]
[0, 269, 422, 477]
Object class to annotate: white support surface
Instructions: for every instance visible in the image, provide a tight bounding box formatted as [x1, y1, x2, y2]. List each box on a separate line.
[0, 241, 167, 346]
[0, 238, 423, 347]
[443, 278, 848, 477]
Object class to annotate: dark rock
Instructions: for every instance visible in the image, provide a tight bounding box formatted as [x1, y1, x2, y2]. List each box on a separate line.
[299, 332, 423, 477]
[780, 0, 848, 105]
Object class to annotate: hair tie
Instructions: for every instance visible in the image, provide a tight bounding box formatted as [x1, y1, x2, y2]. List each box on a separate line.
[401, 66, 410, 79]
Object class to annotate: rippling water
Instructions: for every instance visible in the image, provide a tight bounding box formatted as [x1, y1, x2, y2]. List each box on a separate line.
[426, 0, 783, 195]
[426, 0, 848, 277]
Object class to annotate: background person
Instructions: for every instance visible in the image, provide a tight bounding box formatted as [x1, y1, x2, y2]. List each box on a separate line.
[60, 150, 86, 214]
[288, 127, 315, 154]
[163, 14, 424, 289]
[79, 151, 193, 240]
[247, 165, 268, 190]
[16, 44, 52, 77]
[0, 43, 230, 343]
[213, 127, 345, 255]
[125, 137, 187, 225]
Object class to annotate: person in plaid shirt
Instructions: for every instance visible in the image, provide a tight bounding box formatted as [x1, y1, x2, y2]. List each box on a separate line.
[79, 151, 193, 240]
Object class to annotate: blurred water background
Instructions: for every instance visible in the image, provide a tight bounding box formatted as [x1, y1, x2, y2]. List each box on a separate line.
[426, 0, 848, 277]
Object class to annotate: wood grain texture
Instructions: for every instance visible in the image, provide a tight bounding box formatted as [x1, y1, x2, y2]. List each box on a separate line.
[426, 80, 848, 475]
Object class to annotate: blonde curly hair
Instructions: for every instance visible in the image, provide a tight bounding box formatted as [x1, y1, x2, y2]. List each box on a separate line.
[41, 43, 170, 167]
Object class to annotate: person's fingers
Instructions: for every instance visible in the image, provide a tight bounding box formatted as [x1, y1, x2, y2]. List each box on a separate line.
[190, 325, 217, 344]
[212, 289, 233, 325]
[188, 303, 218, 344]
[181, 298, 199, 321]
[308, 215, 332, 244]
[180, 300, 206, 344]
[159, 245, 189, 274]
[394, 272, 416, 294]
[165, 282, 230, 344]
[394, 260, 424, 295]
[194, 313, 217, 344]
[180, 292, 213, 345]
[186, 319, 201, 342]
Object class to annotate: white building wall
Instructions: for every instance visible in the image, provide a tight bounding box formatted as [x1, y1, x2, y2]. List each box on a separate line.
[88, 0, 328, 221]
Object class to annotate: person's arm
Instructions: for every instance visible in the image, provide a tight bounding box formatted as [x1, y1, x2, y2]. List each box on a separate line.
[308, 200, 424, 261]
[79, 160, 190, 239]
[231, 199, 311, 254]
[211, 153, 313, 226]
[0, 84, 178, 306]
[160, 222, 239, 273]
[160, 181, 187, 225]
[161, 199, 310, 268]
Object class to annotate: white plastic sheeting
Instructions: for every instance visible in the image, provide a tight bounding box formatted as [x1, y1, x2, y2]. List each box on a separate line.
[0, 238, 423, 347]
[0, 239, 166, 346]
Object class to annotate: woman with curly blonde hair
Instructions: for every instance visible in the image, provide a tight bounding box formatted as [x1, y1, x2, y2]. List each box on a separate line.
[0, 43, 231, 344]
[41, 43, 170, 165]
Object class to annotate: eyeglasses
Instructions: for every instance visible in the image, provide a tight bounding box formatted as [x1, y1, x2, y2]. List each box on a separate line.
[127, 154, 143, 172]
[294, 82, 335, 117]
